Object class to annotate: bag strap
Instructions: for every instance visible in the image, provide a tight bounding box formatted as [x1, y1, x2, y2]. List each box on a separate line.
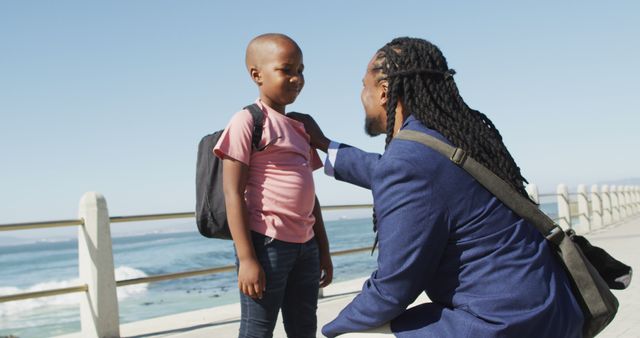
[244, 103, 265, 150]
[394, 129, 565, 246]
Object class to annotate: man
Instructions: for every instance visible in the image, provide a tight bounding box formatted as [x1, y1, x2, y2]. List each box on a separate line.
[289, 37, 583, 337]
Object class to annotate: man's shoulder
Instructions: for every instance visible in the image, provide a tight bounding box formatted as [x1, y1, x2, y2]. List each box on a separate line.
[384, 127, 450, 165]
[374, 123, 456, 184]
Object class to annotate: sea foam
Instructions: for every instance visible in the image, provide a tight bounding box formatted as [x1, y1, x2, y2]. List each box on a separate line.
[0, 266, 148, 317]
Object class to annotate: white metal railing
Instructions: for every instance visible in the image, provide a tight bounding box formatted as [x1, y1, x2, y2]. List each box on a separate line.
[525, 184, 640, 233]
[1, 184, 640, 337]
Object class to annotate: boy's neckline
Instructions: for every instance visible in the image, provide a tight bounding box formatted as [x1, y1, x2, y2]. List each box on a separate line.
[255, 99, 305, 127]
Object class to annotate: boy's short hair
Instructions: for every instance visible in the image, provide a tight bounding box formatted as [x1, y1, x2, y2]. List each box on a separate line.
[245, 33, 301, 73]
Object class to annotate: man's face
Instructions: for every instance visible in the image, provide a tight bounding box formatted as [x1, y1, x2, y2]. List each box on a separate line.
[256, 39, 304, 108]
[361, 55, 387, 136]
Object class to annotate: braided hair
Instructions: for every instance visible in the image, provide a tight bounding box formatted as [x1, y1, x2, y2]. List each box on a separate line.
[375, 37, 528, 195]
[371, 38, 529, 247]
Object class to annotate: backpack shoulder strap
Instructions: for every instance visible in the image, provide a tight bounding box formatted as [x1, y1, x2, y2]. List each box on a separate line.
[395, 129, 564, 245]
[244, 103, 265, 150]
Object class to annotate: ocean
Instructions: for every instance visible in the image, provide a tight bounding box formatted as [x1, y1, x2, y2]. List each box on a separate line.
[0, 217, 378, 338]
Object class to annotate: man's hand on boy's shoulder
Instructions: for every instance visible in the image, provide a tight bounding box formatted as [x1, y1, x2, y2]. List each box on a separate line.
[287, 112, 330, 152]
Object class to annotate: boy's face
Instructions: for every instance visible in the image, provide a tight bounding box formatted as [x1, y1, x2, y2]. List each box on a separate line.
[253, 39, 304, 110]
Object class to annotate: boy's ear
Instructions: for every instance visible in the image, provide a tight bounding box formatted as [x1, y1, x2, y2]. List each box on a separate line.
[250, 67, 262, 85]
[379, 81, 388, 106]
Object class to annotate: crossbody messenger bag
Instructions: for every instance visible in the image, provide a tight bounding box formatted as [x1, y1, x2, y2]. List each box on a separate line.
[395, 129, 618, 338]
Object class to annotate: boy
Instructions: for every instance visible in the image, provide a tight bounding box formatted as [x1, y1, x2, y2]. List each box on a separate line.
[214, 33, 332, 338]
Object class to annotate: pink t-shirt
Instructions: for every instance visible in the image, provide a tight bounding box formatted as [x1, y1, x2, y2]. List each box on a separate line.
[214, 100, 323, 243]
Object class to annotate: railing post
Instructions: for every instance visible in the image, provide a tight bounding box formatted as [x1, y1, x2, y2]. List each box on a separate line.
[525, 183, 540, 204]
[576, 184, 590, 234]
[631, 186, 636, 215]
[636, 186, 640, 214]
[602, 185, 612, 226]
[627, 186, 633, 216]
[620, 186, 628, 219]
[625, 186, 633, 216]
[633, 186, 636, 215]
[557, 184, 571, 230]
[78, 192, 120, 338]
[611, 185, 621, 222]
[632, 186, 636, 215]
[618, 185, 629, 219]
[635, 186, 640, 215]
[632, 186, 637, 215]
[590, 185, 603, 230]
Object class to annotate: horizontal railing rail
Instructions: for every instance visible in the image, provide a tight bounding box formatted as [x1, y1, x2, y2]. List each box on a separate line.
[0, 285, 88, 303]
[115, 246, 373, 287]
[0, 218, 84, 232]
[0, 204, 374, 232]
[110, 212, 195, 223]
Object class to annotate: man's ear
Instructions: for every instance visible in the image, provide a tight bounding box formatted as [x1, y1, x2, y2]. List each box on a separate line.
[379, 81, 388, 106]
[250, 67, 262, 85]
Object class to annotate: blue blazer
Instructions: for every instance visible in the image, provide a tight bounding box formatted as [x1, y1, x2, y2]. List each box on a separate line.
[322, 115, 583, 338]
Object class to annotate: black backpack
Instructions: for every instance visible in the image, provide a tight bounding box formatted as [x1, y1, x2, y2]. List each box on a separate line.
[195, 103, 264, 239]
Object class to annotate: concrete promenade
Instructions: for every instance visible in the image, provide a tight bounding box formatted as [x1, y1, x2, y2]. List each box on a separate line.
[58, 215, 640, 338]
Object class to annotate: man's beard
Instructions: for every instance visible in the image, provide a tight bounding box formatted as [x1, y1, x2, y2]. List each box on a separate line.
[364, 115, 383, 137]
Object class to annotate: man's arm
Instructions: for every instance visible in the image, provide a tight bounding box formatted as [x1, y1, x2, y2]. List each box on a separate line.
[330, 144, 381, 190]
[312, 196, 333, 287]
[222, 157, 265, 299]
[322, 157, 449, 337]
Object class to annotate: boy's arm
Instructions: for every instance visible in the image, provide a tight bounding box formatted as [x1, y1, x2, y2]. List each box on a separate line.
[312, 196, 333, 287]
[222, 156, 265, 299]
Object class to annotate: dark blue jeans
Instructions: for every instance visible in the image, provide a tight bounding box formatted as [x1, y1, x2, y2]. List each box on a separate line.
[236, 231, 320, 338]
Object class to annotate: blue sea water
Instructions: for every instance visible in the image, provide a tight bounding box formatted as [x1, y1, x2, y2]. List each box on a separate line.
[0, 217, 378, 338]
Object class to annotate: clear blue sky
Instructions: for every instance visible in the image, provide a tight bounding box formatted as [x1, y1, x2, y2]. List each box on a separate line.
[1, 1, 639, 232]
